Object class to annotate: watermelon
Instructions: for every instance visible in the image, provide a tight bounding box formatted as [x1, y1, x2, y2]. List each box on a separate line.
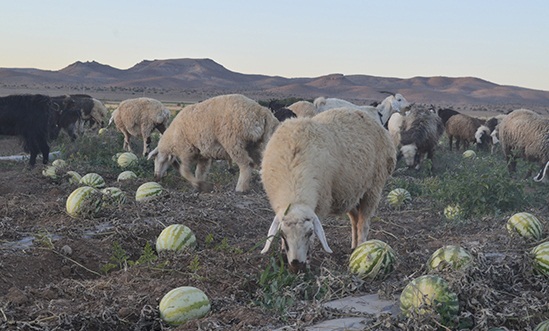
[79, 173, 106, 188]
[462, 150, 476, 159]
[349, 239, 396, 279]
[101, 187, 126, 205]
[156, 224, 196, 252]
[98, 128, 107, 135]
[444, 205, 463, 220]
[135, 182, 164, 202]
[159, 286, 211, 325]
[52, 159, 67, 168]
[42, 165, 60, 179]
[387, 188, 411, 208]
[427, 245, 472, 272]
[506, 212, 543, 240]
[531, 241, 549, 277]
[117, 152, 138, 168]
[66, 186, 103, 218]
[117, 170, 137, 182]
[66, 171, 82, 185]
[400, 275, 459, 322]
[534, 320, 549, 331]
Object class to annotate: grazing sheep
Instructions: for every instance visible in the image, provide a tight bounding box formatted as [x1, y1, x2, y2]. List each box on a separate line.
[287, 100, 316, 118]
[400, 109, 444, 170]
[387, 112, 406, 148]
[313, 93, 411, 127]
[445, 114, 486, 151]
[437, 108, 460, 126]
[475, 114, 507, 154]
[260, 107, 396, 272]
[498, 109, 549, 182]
[148, 94, 279, 193]
[111, 97, 171, 157]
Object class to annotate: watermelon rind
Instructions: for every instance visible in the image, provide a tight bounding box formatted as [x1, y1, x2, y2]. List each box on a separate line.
[506, 212, 543, 240]
[135, 182, 164, 202]
[66, 171, 82, 185]
[531, 241, 549, 277]
[52, 159, 67, 168]
[156, 224, 197, 252]
[400, 275, 459, 322]
[42, 165, 60, 180]
[462, 150, 476, 159]
[444, 205, 463, 220]
[117, 152, 138, 168]
[534, 320, 549, 331]
[427, 245, 473, 272]
[349, 239, 396, 279]
[101, 187, 126, 205]
[66, 186, 103, 218]
[79, 173, 106, 189]
[117, 170, 137, 182]
[159, 286, 211, 325]
[387, 188, 411, 208]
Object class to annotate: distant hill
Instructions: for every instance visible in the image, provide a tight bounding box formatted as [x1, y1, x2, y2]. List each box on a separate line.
[1, 58, 549, 111]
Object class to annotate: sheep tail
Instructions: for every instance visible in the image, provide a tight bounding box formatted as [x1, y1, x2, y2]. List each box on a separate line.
[533, 161, 549, 182]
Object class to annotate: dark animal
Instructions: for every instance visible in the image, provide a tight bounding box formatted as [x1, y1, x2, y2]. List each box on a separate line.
[52, 95, 81, 141]
[437, 108, 460, 126]
[68, 94, 96, 127]
[0, 94, 61, 166]
[272, 107, 296, 122]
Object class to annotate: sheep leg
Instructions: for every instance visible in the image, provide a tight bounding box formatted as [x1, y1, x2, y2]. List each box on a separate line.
[195, 158, 212, 181]
[448, 136, 453, 151]
[228, 146, 254, 192]
[122, 130, 133, 153]
[348, 192, 379, 249]
[143, 135, 151, 157]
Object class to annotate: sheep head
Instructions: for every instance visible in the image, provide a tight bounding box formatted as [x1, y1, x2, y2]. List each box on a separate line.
[401, 143, 420, 169]
[261, 206, 332, 273]
[148, 147, 176, 180]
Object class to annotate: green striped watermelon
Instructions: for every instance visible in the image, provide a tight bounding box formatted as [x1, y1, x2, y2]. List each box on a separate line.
[79, 173, 106, 189]
[531, 241, 549, 277]
[66, 186, 103, 218]
[52, 159, 67, 168]
[117, 152, 138, 168]
[117, 170, 137, 182]
[534, 320, 549, 331]
[400, 275, 459, 323]
[444, 204, 463, 220]
[156, 224, 196, 252]
[387, 188, 411, 208]
[135, 182, 164, 202]
[349, 239, 396, 279]
[101, 187, 126, 205]
[42, 165, 60, 180]
[506, 212, 543, 240]
[66, 171, 82, 185]
[427, 245, 473, 272]
[159, 286, 211, 325]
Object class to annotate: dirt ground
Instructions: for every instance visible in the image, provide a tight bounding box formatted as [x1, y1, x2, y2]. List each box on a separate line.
[0, 121, 548, 331]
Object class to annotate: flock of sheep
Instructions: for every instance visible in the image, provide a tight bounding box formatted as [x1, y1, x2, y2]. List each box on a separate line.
[101, 93, 548, 272]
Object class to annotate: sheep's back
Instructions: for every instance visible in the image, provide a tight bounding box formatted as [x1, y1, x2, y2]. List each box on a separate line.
[499, 109, 549, 162]
[445, 114, 481, 140]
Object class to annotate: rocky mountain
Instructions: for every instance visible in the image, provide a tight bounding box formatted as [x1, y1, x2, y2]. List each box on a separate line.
[1, 58, 549, 109]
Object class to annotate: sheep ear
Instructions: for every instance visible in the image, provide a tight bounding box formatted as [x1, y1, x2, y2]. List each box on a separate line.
[147, 147, 158, 160]
[261, 215, 280, 254]
[312, 215, 333, 253]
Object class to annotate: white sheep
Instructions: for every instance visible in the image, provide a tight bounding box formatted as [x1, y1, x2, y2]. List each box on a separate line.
[498, 109, 549, 182]
[313, 93, 411, 127]
[148, 94, 279, 192]
[387, 112, 406, 148]
[399, 108, 444, 170]
[287, 100, 316, 118]
[475, 114, 507, 154]
[260, 107, 396, 272]
[110, 97, 171, 157]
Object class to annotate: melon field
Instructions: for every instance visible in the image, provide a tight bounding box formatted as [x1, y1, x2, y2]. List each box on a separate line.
[1, 109, 548, 331]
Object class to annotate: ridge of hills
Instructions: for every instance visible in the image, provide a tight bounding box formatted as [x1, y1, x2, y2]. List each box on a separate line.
[1, 58, 549, 110]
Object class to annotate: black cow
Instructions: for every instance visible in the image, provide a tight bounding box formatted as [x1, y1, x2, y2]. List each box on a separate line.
[0, 94, 62, 166]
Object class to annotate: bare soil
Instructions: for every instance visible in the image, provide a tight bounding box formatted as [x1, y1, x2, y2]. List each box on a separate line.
[0, 128, 548, 331]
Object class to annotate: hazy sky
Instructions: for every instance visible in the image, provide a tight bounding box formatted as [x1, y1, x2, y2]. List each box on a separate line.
[2, 1, 549, 91]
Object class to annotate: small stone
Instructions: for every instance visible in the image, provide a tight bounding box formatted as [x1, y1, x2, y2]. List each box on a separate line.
[60, 245, 72, 256]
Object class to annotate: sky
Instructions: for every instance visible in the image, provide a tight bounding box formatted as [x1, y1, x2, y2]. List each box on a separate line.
[2, 1, 549, 91]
